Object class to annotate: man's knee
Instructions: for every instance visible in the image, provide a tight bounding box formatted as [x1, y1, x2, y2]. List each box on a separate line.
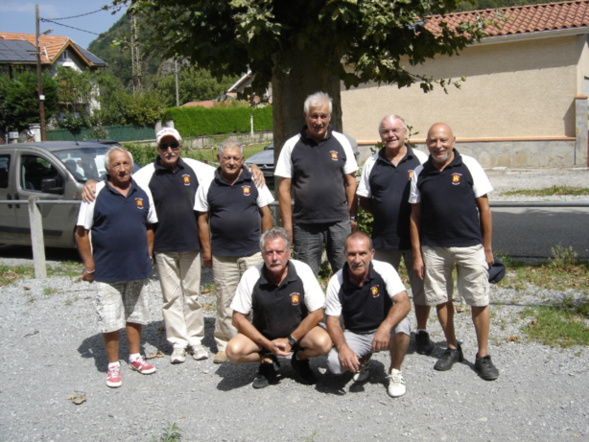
[226, 336, 249, 362]
[326, 348, 344, 374]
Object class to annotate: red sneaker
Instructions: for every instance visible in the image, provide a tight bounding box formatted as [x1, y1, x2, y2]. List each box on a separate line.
[129, 356, 156, 375]
[106, 364, 122, 388]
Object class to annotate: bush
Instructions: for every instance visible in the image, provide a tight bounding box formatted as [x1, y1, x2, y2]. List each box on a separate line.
[163, 105, 272, 137]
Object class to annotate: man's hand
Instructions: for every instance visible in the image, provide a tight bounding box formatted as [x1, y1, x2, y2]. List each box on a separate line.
[371, 327, 391, 352]
[268, 338, 291, 357]
[338, 344, 360, 373]
[202, 258, 212, 269]
[81, 180, 98, 203]
[350, 219, 358, 233]
[80, 269, 95, 283]
[248, 164, 266, 187]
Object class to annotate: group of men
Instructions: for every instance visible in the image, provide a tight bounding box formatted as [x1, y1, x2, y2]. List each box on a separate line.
[77, 90, 499, 394]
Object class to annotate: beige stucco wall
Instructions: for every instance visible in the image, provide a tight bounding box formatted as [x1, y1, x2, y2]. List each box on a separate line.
[342, 35, 586, 144]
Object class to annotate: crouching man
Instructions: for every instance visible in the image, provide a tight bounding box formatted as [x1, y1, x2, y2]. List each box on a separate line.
[226, 227, 332, 389]
[325, 232, 411, 397]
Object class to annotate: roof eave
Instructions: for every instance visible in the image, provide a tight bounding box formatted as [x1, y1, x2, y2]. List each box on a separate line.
[477, 26, 589, 46]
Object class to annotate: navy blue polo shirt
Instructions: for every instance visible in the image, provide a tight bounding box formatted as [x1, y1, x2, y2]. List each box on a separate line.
[140, 157, 201, 253]
[412, 150, 490, 247]
[251, 261, 309, 340]
[360, 147, 426, 250]
[275, 126, 358, 224]
[336, 263, 393, 333]
[204, 167, 263, 256]
[83, 180, 154, 282]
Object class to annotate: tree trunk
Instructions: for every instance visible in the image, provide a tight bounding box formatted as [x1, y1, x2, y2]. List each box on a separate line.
[271, 47, 342, 163]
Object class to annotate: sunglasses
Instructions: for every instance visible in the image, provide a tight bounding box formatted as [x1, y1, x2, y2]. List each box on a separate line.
[159, 142, 180, 150]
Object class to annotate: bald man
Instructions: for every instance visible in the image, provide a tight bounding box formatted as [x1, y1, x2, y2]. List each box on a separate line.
[409, 123, 499, 381]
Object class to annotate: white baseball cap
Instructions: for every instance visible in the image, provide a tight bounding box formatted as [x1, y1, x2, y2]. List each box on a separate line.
[156, 127, 182, 144]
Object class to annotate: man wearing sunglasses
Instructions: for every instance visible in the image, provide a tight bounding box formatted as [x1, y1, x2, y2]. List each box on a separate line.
[83, 127, 265, 365]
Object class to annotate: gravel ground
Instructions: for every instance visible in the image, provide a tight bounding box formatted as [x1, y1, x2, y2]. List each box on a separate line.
[1, 168, 588, 442]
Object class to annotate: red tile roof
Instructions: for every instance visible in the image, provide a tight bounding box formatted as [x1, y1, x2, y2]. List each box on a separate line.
[425, 1, 589, 38]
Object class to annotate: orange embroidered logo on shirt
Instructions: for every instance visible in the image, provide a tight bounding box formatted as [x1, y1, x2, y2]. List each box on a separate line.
[290, 293, 300, 305]
[371, 285, 380, 298]
[135, 198, 144, 209]
[408, 170, 414, 180]
[330, 151, 339, 160]
[182, 174, 191, 186]
[451, 173, 462, 185]
[242, 185, 251, 196]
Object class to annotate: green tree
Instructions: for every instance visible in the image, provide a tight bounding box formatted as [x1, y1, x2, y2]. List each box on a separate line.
[55, 67, 96, 117]
[1, 71, 58, 132]
[120, 0, 488, 151]
[153, 64, 237, 107]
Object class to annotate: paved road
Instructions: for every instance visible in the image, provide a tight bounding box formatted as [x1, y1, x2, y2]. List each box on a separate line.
[492, 206, 589, 259]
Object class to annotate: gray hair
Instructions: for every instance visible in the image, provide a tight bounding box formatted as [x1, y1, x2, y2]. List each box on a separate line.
[304, 91, 333, 115]
[259, 227, 291, 252]
[217, 137, 244, 157]
[105, 146, 133, 170]
[378, 115, 408, 134]
[344, 231, 374, 252]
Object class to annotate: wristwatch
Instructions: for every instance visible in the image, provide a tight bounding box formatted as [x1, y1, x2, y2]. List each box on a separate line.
[288, 335, 298, 347]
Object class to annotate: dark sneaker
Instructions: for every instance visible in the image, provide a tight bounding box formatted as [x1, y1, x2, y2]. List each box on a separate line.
[252, 362, 279, 389]
[291, 353, 317, 385]
[475, 354, 499, 381]
[415, 331, 434, 355]
[433, 344, 463, 371]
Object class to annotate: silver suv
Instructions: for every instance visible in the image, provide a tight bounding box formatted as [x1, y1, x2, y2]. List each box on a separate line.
[0, 141, 124, 248]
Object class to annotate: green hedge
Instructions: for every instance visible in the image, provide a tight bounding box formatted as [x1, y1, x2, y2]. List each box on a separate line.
[163, 105, 272, 137]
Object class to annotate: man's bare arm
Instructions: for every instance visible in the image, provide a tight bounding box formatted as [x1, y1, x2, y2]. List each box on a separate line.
[278, 177, 293, 242]
[477, 195, 494, 267]
[409, 203, 424, 280]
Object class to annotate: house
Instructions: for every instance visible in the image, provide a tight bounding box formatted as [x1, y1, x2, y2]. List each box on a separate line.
[341, 0, 589, 168]
[0, 32, 107, 75]
[0, 32, 107, 126]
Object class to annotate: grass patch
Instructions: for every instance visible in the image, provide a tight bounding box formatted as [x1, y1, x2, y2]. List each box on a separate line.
[43, 287, 58, 296]
[498, 246, 589, 294]
[49, 261, 81, 278]
[501, 186, 589, 197]
[0, 265, 33, 286]
[153, 422, 182, 442]
[520, 297, 589, 347]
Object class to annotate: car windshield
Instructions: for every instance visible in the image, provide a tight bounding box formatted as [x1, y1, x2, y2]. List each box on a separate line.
[53, 147, 109, 183]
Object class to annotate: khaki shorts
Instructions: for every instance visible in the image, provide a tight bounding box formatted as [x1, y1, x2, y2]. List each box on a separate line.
[95, 278, 151, 333]
[422, 245, 489, 307]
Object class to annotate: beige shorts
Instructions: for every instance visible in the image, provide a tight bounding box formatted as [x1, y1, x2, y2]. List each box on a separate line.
[95, 278, 151, 333]
[422, 245, 489, 307]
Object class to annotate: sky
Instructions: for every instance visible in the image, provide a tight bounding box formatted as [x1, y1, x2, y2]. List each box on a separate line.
[0, 1, 128, 49]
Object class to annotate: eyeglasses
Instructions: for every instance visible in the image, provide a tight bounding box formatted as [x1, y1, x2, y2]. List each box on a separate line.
[158, 142, 180, 151]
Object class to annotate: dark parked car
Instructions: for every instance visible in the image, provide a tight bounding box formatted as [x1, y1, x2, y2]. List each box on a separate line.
[245, 142, 274, 181]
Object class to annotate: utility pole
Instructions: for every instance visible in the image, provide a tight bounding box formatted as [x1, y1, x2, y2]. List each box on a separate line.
[35, 4, 47, 141]
[174, 59, 180, 107]
[130, 12, 142, 94]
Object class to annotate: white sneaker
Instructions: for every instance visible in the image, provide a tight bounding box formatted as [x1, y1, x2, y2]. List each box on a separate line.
[387, 369, 406, 397]
[352, 361, 370, 383]
[191, 344, 208, 361]
[171, 347, 186, 364]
